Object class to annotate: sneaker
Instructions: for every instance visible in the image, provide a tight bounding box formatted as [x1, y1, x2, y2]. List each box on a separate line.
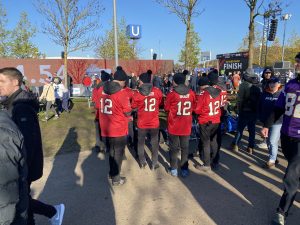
[151, 164, 160, 170]
[112, 177, 126, 186]
[257, 142, 268, 149]
[168, 168, 178, 177]
[53, 115, 59, 120]
[42, 117, 49, 122]
[270, 212, 285, 225]
[247, 147, 254, 155]
[263, 161, 275, 169]
[231, 144, 239, 152]
[195, 164, 211, 172]
[140, 161, 147, 169]
[181, 169, 190, 178]
[211, 162, 220, 170]
[49, 204, 65, 225]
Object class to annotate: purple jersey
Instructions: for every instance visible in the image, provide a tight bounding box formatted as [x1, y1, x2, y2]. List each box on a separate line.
[276, 79, 300, 138]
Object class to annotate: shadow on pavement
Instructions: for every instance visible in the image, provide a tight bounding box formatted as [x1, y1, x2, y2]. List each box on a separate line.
[179, 134, 300, 225]
[34, 127, 116, 225]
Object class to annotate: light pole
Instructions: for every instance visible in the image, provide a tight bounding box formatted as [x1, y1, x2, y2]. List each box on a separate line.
[113, 0, 119, 68]
[281, 13, 292, 62]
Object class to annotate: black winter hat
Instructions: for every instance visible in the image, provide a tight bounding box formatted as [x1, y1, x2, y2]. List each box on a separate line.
[114, 69, 127, 81]
[139, 73, 151, 83]
[198, 76, 210, 86]
[208, 71, 219, 85]
[173, 73, 186, 85]
[183, 70, 189, 76]
[101, 70, 110, 82]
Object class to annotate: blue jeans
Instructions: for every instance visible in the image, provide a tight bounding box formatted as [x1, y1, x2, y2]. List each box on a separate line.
[233, 112, 256, 148]
[267, 124, 282, 162]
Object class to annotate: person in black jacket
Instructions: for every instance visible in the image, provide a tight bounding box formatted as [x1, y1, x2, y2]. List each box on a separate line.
[0, 67, 65, 225]
[0, 111, 28, 225]
[261, 67, 274, 90]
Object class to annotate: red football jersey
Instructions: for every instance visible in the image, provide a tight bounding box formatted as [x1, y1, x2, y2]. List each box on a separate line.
[195, 89, 222, 124]
[131, 87, 163, 129]
[165, 89, 196, 136]
[99, 88, 131, 137]
[214, 85, 227, 107]
[123, 87, 134, 122]
[123, 87, 134, 102]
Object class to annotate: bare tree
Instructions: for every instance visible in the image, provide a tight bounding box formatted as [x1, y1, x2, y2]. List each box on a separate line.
[35, 0, 104, 87]
[156, 0, 203, 69]
[243, 0, 265, 68]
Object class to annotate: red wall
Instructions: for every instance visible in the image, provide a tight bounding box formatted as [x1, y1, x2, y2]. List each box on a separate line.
[0, 58, 174, 86]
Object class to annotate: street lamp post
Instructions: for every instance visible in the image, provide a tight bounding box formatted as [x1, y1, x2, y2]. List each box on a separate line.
[281, 13, 292, 62]
[113, 0, 119, 68]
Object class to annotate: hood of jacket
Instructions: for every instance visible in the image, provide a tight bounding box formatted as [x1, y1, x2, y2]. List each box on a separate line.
[204, 86, 221, 99]
[1, 89, 39, 113]
[138, 83, 153, 96]
[262, 67, 274, 79]
[173, 84, 190, 95]
[103, 81, 122, 95]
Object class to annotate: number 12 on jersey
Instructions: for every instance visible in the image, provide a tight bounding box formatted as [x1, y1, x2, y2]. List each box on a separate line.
[177, 101, 191, 116]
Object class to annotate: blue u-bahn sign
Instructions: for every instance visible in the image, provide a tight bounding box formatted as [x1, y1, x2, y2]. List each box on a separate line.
[126, 25, 142, 39]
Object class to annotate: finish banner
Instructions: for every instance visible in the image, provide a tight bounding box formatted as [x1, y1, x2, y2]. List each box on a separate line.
[217, 52, 249, 74]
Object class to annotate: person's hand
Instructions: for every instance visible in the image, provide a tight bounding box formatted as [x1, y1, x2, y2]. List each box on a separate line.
[261, 127, 269, 138]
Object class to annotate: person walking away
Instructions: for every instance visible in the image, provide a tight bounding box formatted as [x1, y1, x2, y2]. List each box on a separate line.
[0, 67, 65, 225]
[261, 52, 300, 225]
[98, 69, 131, 186]
[131, 73, 163, 170]
[194, 71, 222, 172]
[0, 111, 28, 225]
[165, 73, 196, 177]
[39, 78, 59, 121]
[53, 77, 65, 114]
[231, 68, 261, 154]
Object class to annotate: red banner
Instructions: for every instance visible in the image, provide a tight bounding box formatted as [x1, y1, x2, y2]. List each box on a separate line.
[0, 58, 174, 86]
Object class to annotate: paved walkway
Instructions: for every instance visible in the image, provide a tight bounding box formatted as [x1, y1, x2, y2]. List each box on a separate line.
[32, 133, 300, 225]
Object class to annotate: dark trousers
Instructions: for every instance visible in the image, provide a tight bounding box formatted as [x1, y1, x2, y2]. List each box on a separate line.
[214, 124, 223, 164]
[55, 98, 62, 113]
[28, 183, 56, 225]
[159, 129, 168, 143]
[199, 123, 219, 166]
[45, 101, 58, 118]
[277, 133, 300, 216]
[108, 136, 126, 182]
[233, 112, 256, 148]
[137, 128, 159, 165]
[128, 121, 134, 144]
[95, 119, 105, 150]
[169, 134, 189, 170]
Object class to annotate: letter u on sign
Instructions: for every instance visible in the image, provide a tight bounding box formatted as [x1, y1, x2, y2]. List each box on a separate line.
[127, 25, 142, 39]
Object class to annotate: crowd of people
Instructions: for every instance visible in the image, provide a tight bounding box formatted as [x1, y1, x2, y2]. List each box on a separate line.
[0, 52, 300, 225]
